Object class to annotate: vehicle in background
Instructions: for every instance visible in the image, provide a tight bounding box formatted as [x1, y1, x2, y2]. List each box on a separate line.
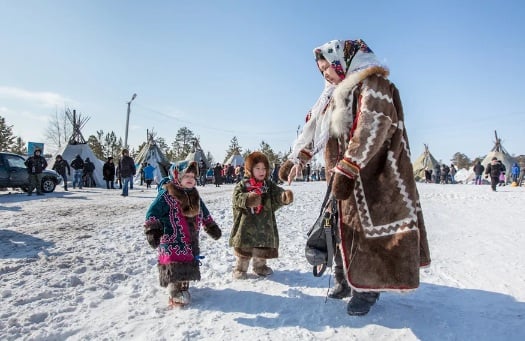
[0, 152, 62, 193]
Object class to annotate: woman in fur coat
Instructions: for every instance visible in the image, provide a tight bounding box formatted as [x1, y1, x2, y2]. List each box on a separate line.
[280, 39, 431, 316]
[230, 151, 294, 279]
[144, 161, 222, 306]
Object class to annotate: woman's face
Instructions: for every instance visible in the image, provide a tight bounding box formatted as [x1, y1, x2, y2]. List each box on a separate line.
[317, 59, 342, 85]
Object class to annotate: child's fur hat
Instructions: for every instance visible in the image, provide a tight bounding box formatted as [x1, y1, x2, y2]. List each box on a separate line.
[244, 151, 270, 179]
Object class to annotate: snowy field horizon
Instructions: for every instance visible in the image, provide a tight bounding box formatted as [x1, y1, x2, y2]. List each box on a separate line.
[1, 181, 524, 340]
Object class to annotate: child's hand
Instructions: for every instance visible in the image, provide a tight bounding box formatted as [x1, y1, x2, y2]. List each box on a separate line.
[246, 192, 262, 208]
[204, 222, 222, 240]
[144, 220, 163, 249]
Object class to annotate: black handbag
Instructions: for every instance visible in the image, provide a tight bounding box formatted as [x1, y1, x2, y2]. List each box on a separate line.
[305, 177, 338, 277]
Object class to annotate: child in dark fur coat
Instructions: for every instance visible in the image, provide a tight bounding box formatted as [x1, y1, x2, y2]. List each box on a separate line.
[144, 161, 221, 306]
[230, 151, 294, 279]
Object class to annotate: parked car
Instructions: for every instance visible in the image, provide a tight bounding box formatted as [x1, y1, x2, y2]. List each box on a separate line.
[0, 152, 62, 193]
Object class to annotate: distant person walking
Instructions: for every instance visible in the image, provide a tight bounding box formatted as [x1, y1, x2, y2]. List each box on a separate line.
[83, 157, 96, 187]
[498, 161, 506, 186]
[434, 164, 441, 184]
[103, 157, 116, 189]
[449, 164, 457, 184]
[118, 149, 136, 196]
[213, 163, 222, 187]
[473, 161, 485, 185]
[52, 154, 71, 191]
[143, 163, 156, 189]
[24, 148, 47, 196]
[485, 157, 503, 191]
[198, 160, 207, 186]
[511, 162, 520, 183]
[70, 154, 84, 189]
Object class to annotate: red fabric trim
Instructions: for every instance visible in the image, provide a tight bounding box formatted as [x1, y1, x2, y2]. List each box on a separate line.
[341, 158, 360, 172]
[335, 165, 355, 179]
[349, 86, 362, 138]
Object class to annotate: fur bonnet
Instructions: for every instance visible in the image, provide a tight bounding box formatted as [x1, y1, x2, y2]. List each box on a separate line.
[244, 151, 270, 179]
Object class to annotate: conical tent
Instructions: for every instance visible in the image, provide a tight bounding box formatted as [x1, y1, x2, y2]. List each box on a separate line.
[184, 140, 210, 168]
[134, 132, 171, 184]
[412, 144, 440, 181]
[225, 150, 244, 167]
[47, 109, 105, 187]
[480, 131, 516, 181]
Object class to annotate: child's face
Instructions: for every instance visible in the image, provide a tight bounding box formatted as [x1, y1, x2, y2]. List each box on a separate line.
[180, 172, 197, 189]
[317, 59, 341, 85]
[252, 162, 267, 181]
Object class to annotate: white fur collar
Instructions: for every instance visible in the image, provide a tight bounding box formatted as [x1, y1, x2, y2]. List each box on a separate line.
[330, 66, 389, 137]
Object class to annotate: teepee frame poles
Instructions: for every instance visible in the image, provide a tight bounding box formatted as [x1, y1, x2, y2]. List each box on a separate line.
[66, 109, 89, 145]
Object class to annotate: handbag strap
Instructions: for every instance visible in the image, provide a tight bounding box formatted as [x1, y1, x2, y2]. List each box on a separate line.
[317, 176, 337, 275]
[319, 175, 335, 216]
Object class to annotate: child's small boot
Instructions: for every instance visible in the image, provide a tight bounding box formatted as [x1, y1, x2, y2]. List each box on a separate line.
[232, 256, 250, 280]
[168, 281, 191, 306]
[253, 257, 273, 277]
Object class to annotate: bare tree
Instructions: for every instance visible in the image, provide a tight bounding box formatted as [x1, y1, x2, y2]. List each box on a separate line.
[45, 108, 72, 149]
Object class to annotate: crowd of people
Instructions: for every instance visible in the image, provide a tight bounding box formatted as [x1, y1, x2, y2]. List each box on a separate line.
[422, 159, 522, 188]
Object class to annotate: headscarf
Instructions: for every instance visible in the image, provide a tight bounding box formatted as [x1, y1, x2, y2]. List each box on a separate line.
[169, 161, 199, 186]
[313, 39, 381, 79]
[289, 39, 385, 163]
[288, 81, 335, 163]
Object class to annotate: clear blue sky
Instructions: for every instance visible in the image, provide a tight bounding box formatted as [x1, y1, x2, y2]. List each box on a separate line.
[1, 0, 524, 164]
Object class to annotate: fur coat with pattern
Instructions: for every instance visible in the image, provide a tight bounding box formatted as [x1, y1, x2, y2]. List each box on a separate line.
[322, 66, 431, 292]
[145, 181, 216, 287]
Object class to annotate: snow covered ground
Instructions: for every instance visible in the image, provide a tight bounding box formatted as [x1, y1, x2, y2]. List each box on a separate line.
[1, 181, 524, 340]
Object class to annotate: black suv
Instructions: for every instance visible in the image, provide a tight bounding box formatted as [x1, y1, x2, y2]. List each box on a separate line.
[0, 152, 62, 193]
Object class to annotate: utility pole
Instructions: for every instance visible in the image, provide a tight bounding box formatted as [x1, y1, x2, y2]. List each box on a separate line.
[124, 93, 137, 149]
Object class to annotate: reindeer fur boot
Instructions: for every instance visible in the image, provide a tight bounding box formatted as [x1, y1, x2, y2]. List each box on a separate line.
[233, 255, 250, 280]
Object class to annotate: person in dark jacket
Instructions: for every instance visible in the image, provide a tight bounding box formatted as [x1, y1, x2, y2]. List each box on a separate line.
[434, 164, 441, 184]
[213, 163, 223, 187]
[497, 161, 506, 186]
[119, 149, 136, 196]
[473, 160, 485, 185]
[440, 164, 450, 184]
[198, 160, 207, 186]
[83, 157, 96, 187]
[485, 157, 503, 191]
[103, 157, 116, 189]
[271, 163, 281, 184]
[71, 155, 84, 189]
[52, 154, 71, 191]
[424, 167, 432, 183]
[24, 148, 47, 196]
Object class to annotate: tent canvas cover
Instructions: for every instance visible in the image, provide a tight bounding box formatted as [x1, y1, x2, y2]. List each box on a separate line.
[225, 150, 244, 167]
[133, 133, 171, 184]
[412, 144, 440, 181]
[47, 109, 105, 187]
[480, 131, 516, 182]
